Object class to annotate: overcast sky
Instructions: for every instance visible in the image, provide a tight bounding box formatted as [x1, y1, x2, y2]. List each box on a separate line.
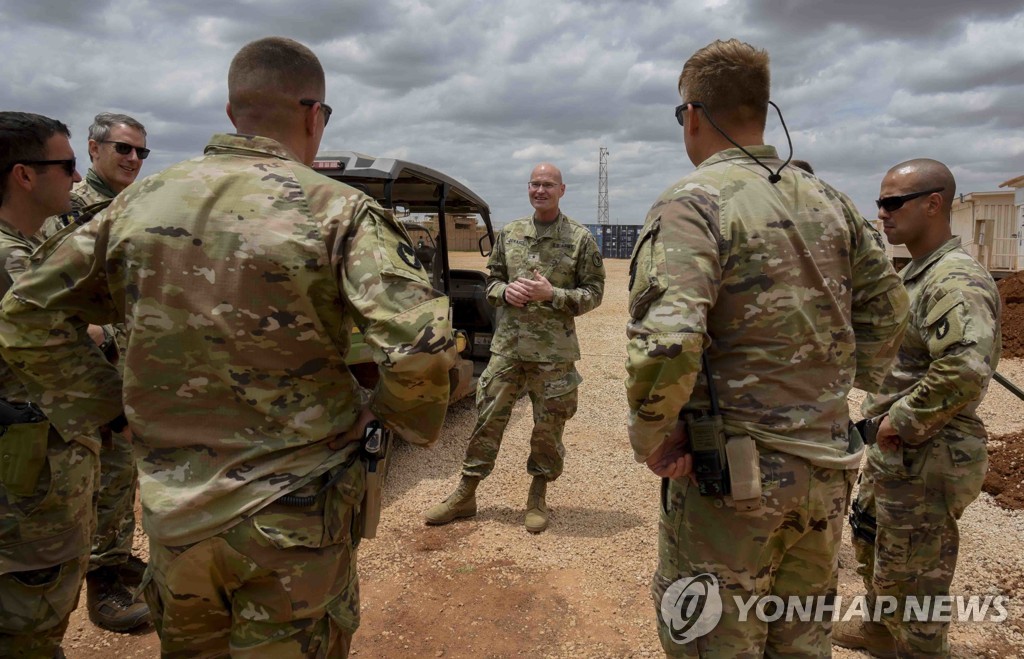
[3, 0, 1023, 229]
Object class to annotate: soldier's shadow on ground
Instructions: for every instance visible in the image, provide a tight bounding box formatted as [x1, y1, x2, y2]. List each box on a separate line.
[470, 505, 645, 538]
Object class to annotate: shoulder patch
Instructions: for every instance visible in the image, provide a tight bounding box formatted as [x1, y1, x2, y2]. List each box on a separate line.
[397, 242, 423, 270]
[593, 252, 603, 268]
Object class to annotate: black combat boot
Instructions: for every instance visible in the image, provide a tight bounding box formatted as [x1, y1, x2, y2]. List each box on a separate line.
[86, 564, 150, 632]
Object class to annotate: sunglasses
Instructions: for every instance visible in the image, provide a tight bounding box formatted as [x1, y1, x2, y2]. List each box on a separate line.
[674, 101, 706, 126]
[875, 187, 944, 213]
[102, 140, 150, 160]
[300, 98, 333, 127]
[17, 158, 77, 176]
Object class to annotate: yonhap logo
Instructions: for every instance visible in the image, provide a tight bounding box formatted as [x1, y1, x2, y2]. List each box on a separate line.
[661, 573, 724, 644]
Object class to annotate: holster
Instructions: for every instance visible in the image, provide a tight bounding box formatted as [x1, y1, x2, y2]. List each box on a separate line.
[0, 401, 50, 497]
[359, 421, 389, 540]
[849, 498, 877, 544]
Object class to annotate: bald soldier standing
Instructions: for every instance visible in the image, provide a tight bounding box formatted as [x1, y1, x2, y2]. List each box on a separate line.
[834, 160, 1001, 658]
[424, 163, 605, 533]
[0, 36, 455, 657]
[626, 39, 908, 656]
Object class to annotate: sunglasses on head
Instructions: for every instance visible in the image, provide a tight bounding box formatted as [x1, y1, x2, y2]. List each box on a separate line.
[875, 187, 944, 213]
[102, 141, 150, 160]
[300, 98, 333, 127]
[17, 158, 77, 176]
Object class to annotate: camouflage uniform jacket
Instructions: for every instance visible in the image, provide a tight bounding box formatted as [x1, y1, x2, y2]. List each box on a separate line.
[0, 133, 456, 546]
[863, 237, 1001, 444]
[485, 212, 605, 362]
[0, 221, 42, 406]
[0, 220, 99, 454]
[38, 168, 116, 241]
[626, 146, 909, 468]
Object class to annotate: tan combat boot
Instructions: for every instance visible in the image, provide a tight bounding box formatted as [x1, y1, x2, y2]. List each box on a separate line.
[423, 476, 479, 525]
[832, 617, 897, 658]
[524, 476, 548, 533]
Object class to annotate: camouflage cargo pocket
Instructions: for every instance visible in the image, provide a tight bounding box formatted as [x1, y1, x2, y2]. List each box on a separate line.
[541, 363, 582, 399]
[0, 420, 52, 498]
[943, 435, 987, 519]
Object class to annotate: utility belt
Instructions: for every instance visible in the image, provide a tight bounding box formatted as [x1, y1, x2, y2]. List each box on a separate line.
[0, 399, 51, 497]
[276, 420, 390, 541]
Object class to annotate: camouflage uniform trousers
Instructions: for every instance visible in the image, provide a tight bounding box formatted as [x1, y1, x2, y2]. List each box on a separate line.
[652, 450, 855, 658]
[461, 353, 581, 482]
[91, 427, 138, 569]
[0, 427, 98, 658]
[141, 459, 364, 658]
[851, 433, 987, 657]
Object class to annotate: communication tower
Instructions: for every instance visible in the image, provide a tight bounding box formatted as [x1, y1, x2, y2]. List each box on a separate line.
[598, 147, 610, 225]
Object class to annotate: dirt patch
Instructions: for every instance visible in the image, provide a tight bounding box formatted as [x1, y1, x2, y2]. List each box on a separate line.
[984, 429, 1024, 510]
[999, 271, 1024, 359]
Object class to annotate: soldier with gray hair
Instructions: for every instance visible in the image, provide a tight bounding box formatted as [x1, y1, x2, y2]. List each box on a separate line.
[626, 39, 909, 656]
[424, 162, 605, 533]
[0, 36, 456, 657]
[34, 112, 152, 633]
[834, 159, 1002, 658]
[39, 112, 148, 240]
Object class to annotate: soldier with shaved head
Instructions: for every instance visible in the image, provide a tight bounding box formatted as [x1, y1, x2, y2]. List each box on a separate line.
[0, 37, 455, 657]
[834, 159, 1002, 658]
[424, 161, 605, 533]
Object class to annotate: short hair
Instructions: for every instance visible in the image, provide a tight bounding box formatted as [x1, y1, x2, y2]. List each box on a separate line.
[88, 112, 147, 143]
[0, 111, 71, 203]
[228, 37, 325, 116]
[791, 159, 814, 175]
[678, 39, 770, 129]
[887, 158, 957, 212]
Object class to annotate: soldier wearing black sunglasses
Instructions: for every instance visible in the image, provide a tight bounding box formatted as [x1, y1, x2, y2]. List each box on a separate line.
[835, 159, 1002, 657]
[0, 111, 97, 659]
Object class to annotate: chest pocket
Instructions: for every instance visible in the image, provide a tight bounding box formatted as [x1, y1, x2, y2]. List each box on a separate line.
[628, 217, 666, 321]
[923, 290, 970, 355]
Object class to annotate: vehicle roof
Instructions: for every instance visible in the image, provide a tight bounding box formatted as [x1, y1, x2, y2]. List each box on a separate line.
[314, 151, 490, 216]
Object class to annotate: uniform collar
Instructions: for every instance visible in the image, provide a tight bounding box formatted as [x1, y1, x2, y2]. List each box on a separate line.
[203, 133, 304, 163]
[699, 145, 780, 169]
[900, 237, 962, 283]
[525, 212, 564, 239]
[84, 168, 118, 200]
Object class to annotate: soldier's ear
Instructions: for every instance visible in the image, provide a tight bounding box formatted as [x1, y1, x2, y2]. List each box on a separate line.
[225, 102, 237, 130]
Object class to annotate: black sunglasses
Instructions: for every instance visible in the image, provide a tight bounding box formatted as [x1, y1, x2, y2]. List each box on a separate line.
[674, 101, 706, 126]
[101, 140, 150, 160]
[300, 98, 333, 127]
[875, 187, 944, 213]
[17, 158, 77, 176]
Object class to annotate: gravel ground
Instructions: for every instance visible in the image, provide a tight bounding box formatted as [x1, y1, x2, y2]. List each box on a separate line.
[63, 252, 1024, 658]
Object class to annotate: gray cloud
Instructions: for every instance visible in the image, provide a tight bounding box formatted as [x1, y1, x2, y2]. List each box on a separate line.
[2, 0, 1023, 227]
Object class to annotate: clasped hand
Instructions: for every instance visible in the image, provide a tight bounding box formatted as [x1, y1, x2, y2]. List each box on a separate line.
[504, 270, 554, 308]
[646, 420, 695, 481]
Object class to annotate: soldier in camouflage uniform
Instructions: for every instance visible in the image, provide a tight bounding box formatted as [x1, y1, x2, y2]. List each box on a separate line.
[0, 37, 456, 658]
[834, 160, 1002, 658]
[0, 112, 96, 659]
[424, 162, 605, 533]
[626, 40, 909, 657]
[38, 112, 151, 633]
